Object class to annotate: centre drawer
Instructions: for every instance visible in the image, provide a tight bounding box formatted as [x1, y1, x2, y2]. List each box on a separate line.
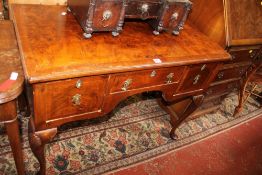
[33, 75, 108, 121]
[125, 0, 162, 19]
[108, 67, 185, 93]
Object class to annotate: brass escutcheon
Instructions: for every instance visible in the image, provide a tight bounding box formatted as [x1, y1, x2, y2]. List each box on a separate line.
[166, 73, 174, 84]
[72, 94, 81, 106]
[150, 70, 157, 77]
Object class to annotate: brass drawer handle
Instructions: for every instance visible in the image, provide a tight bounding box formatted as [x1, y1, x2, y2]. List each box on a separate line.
[150, 70, 157, 77]
[102, 10, 112, 21]
[217, 72, 224, 79]
[140, 4, 149, 19]
[193, 74, 201, 85]
[201, 64, 206, 71]
[76, 79, 83, 89]
[122, 79, 132, 91]
[249, 49, 256, 58]
[72, 94, 81, 106]
[101, 10, 112, 27]
[171, 12, 179, 20]
[166, 73, 174, 84]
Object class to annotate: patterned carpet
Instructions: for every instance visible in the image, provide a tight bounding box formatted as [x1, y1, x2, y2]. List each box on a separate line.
[0, 92, 261, 175]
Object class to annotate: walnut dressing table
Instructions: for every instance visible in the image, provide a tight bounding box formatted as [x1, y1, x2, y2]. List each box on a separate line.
[11, 4, 230, 175]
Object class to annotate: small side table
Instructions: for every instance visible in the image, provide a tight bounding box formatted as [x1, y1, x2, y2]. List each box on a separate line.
[0, 21, 25, 175]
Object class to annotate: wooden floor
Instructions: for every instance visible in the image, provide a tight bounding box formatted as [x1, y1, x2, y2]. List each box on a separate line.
[110, 114, 262, 175]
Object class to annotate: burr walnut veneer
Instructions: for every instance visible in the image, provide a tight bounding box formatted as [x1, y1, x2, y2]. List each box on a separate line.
[11, 4, 230, 175]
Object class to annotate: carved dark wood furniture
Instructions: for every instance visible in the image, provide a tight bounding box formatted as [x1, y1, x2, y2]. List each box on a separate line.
[68, 0, 192, 38]
[234, 49, 262, 116]
[0, 21, 25, 175]
[11, 4, 230, 175]
[188, 0, 262, 116]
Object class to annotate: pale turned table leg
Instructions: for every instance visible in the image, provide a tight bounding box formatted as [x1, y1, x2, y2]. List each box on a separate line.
[28, 118, 57, 175]
[159, 95, 204, 140]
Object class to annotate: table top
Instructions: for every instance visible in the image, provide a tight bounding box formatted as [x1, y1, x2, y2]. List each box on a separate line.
[0, 21, 24, 104]
[11, 4, 230, 84]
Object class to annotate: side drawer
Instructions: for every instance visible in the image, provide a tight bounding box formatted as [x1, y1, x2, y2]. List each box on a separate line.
[215, 65, 249, 82]
[33, 75, 108, 121]
[177, 63, 217, 93]
[108, 67, 185, 93]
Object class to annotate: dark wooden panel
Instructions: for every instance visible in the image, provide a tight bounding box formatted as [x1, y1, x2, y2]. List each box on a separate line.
[125, 0, 162, 19]
[226, 0, 262, 45]
[206, 80, 240, 97]
[228, 49, 260, 63]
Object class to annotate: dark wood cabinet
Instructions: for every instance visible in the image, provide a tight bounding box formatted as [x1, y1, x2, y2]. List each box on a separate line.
[187, 0, 262, 118]
[67, 0, 192, 38]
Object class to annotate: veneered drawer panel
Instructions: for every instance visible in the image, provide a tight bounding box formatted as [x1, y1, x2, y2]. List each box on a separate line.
[215, 66, 249, 81]
[93, 0, 122, 30]
[33, 75, 108, 121]
[108, 67, 185, 93]
[125, 0, 162, 19]
[228, 49, 259, 63]
[178, 63, 217, 92]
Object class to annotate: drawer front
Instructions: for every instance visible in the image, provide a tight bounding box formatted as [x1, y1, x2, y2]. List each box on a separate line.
[228, 49, 259, 63]
[108, 67, 185, 93]
[93, 0, 122, 30]
[215, 66, 249, 82]
[206, 81, 240, 97]
[163, 1, 191, 35]
[125, 1, 162, 19]
[34, 76, 108, 121]
[178, 63, 217, 92]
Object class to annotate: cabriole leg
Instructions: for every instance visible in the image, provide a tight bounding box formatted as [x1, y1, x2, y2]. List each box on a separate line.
[28, 118, 57, 175]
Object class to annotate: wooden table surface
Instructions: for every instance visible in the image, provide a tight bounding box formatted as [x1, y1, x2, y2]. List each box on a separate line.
[0, 21, 24, 104]
[10, 4, 230, 84]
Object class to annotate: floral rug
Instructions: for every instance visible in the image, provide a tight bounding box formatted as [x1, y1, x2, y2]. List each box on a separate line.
[0, 93, 261, 175]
